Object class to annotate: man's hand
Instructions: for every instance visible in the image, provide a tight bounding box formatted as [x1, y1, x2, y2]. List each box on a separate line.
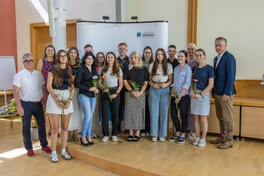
[223, 94, 230, 101]
[17, 106, 24, 116]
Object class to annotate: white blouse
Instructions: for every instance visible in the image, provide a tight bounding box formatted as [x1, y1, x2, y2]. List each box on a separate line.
[149, 63, 173, 83]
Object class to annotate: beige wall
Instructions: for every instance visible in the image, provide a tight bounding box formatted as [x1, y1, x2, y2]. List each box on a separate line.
[15, 0, 116, 71]
[123, 0, 188, 54]
[197, 0, 264, 79]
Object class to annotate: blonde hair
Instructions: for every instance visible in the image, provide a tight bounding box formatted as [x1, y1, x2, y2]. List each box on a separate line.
[129, 51, 143, 70]
[187, 43, 197, 49]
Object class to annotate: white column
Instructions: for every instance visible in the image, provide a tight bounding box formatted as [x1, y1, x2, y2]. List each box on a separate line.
[52, 0, 66, 50]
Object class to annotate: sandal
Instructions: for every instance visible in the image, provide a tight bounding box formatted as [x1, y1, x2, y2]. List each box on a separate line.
[127, 135, 133, 142]
[133, 136, 140, 142]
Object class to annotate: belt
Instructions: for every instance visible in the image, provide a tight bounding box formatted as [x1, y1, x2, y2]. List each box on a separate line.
[109, 86, 118, 90]
[22, 100, 40, 104]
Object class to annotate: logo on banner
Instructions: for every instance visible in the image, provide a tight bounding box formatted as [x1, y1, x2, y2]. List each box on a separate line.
[137, 32, 155, 38]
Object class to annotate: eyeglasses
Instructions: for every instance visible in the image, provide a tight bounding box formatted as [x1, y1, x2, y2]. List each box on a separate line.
[60, 55, 67, 58]
[98, 56, 104, 58]
[144, 52, 151, 54]
[23, 60, 34, 64]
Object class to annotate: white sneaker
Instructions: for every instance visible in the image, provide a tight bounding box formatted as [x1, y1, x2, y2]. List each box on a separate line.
[102, 136, 109, 142]
[159, 137, 166, 142]
[192, 137, 200, 146]
[141, 132, 146, 137]
[61, 151, 72, 160]
[112, 136, 118, 142]
[198, 139, 206, 147]
[51, 153, 58, 163]
[151, 137, 157, 142]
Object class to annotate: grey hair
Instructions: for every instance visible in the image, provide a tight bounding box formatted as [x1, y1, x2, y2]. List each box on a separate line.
[187, 43, 197, 49]
[215, 37, 227, 44]
[22, 53, 34, 61]
[129, 51, 143, 70]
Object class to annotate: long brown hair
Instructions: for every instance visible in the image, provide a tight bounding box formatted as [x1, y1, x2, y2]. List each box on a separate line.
[52, 50, 73, 88]
[151, 48, 168, 76]
[100, 52, 120, 77]
[67, 46, 81, 67]
[42, 44, 56, 61]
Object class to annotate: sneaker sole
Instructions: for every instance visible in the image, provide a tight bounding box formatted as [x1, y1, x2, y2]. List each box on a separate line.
[218, 145, 233, 149]
[51, 160, 58, 163]
[177, 141, 186, 144]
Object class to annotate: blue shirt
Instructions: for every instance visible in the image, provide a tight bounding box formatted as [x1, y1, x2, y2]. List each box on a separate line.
[193, 65, 214, 91]
[173, 64, 192, 96]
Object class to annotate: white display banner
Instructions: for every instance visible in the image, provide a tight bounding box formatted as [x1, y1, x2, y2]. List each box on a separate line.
[0, 56, 16, 90]
[77, 21, 168, 58]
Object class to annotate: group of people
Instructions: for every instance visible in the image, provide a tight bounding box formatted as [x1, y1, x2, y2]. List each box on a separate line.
[13, 36, 236, 163]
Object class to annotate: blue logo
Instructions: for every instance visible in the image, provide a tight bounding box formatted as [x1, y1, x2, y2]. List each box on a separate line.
[137, 32, 141, 37]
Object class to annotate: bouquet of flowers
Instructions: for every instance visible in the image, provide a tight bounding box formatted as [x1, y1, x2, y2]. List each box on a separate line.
[103, 75, 111, 102]
[171, 88, 179, 111]
[0, 99, 17, 115]
[61, 92, 67, 120]
[92, 75, 98, 102]
[156, 74, 161, 101]
[191, 79, 198, 107]
[128, 80, 142, 102]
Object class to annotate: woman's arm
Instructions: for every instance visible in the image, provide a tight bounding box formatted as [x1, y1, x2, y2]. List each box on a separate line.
[160, 73, 172, 88]
[64, 83, 75, 109]
[75, 68, 90, 91]
[47, 72, 64, 108]
[37, 59, 43, 73]
[198, 78, 214, 97]
[116, 75, 123, 93]
[148, 73, 160, 89]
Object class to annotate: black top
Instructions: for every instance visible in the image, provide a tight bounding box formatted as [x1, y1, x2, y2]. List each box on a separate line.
[117, 55, 130, 71]
[49, 67, 70, 90]
[123, 66, 149, 92]
[75, 65, 97, 97]
[71, 64, 80, 76]
[168, 57, 179, 70]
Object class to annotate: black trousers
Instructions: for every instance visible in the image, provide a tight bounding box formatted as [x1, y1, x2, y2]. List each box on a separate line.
[101, 88, 120, 136]
[118, 87, 125, 130]
[21, 100, 48, 150]
[142, 94, 150, 133]
[171, 95, 190, 133]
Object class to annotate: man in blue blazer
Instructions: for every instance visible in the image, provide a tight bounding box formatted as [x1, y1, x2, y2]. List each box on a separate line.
[210, 37, 236, 149]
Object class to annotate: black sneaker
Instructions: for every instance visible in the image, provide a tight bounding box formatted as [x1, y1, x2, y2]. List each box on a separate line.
[177, 136, 186, 144]
[169, 135, 180, 142]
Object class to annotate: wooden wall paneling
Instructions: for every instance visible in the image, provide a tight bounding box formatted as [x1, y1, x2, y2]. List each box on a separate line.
[30, 19, 80, 69]
[187, 0, 198, 45]
[208, 104, 240, 136]
[241, 106, 264, 139]
[235, 80, 264, 99]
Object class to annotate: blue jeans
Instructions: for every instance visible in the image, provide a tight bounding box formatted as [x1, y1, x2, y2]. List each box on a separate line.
[149, 86, 170, 137]
[79, 94, 96, 137]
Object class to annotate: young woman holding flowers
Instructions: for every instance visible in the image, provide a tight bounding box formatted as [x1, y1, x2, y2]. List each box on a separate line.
[91, 52, 106, 138]
[46, 49, 75, 163]
[123, 51, 149, 142]
[190, 49, 214, 147]
[170, 50, 192, 144]
[149, 48, 173, 142]
[67, 46, 82, 142]
[98, 52, 123, 142]
[141, 46, 154, 137]
[75, 52, 99, 146]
